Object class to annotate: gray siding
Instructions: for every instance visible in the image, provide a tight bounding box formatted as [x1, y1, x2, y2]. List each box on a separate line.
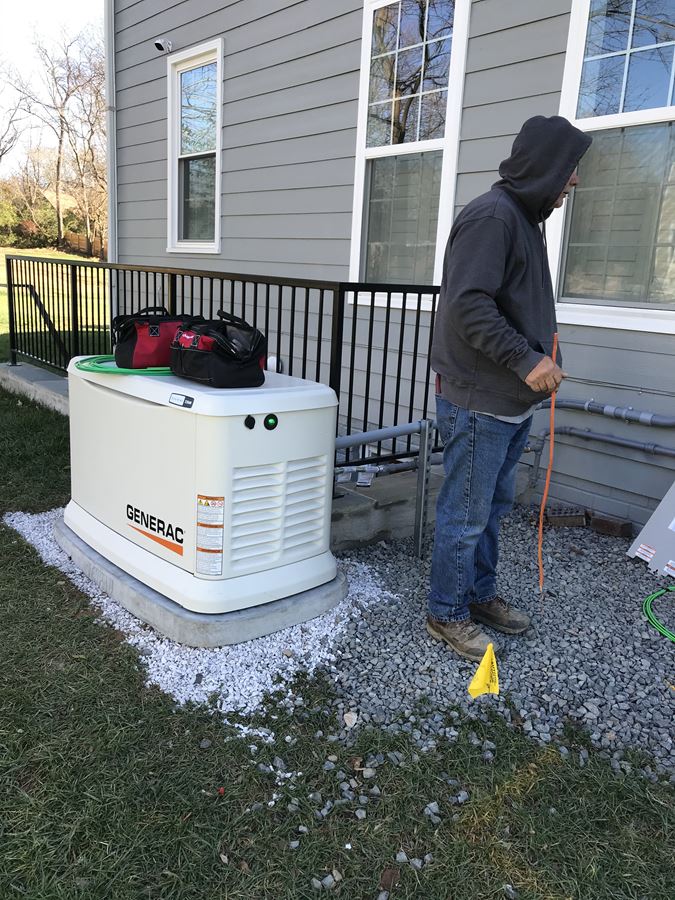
[457, 0, 675, 524]
[456, 0, 571, 215]
[113, 0, 675, 524]
[114, 0, 362, 278]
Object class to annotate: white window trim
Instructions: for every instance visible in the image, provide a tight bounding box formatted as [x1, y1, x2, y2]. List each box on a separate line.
[549, 0, 675, 334]
[167, 39, 223, 254]
[349, 0, 470, 299]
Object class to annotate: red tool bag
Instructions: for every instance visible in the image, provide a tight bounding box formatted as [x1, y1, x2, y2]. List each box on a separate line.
[112, 306, 196, 369]
[170, 310, 267, 388]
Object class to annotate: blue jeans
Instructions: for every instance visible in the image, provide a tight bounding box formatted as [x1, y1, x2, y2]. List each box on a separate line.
[427, 397, 532, 623]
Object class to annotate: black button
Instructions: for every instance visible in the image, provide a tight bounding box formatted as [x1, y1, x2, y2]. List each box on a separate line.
[264, 414, 278, 431]
[244, 415, 255, 429]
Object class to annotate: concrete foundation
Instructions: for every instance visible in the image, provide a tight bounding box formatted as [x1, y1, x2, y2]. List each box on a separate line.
[0, 362, 69, 415]
[53, 515, 348, 647]
[330, 469, 444, 552]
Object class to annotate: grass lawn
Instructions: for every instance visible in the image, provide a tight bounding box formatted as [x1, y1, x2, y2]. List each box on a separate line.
[1, 388, 674, 899]
[0, 246, 103, 366]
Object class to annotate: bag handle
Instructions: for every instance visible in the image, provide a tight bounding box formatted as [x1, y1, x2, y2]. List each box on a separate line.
[135, 305, 170, 316]
[176, 314, 206, 329]
[112, 306, 170, 329]
[210, 329, 253, 359]
[217, 309, 254, 331]
[187, 322, 262, 360]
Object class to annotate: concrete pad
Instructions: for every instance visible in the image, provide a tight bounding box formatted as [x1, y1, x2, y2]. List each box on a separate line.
[331, 469, 444, 551]
[0, 362, 68, 415]
[53, 515, 348, 648]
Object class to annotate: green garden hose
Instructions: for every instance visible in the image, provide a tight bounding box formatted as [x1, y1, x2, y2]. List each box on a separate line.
[74, 355, 172, 376]
[643, 584, 675, 644]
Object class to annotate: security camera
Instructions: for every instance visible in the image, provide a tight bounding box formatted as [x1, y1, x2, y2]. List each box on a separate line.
[154, 38, 172, 53]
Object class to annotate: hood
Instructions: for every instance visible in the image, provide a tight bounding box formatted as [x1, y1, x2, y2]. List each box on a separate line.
[493, 116, 592, 223]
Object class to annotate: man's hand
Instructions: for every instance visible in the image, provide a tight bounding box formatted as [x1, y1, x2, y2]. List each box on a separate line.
[525, 357, 568, 393]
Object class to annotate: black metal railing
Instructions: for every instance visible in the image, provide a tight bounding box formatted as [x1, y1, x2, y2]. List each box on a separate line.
[338, 282, 439, 461]
[5, 256, 440, 464]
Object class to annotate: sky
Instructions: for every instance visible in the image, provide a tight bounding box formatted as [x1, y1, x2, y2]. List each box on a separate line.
[0, 0, 103, 70]
[0, 0, 104, 167]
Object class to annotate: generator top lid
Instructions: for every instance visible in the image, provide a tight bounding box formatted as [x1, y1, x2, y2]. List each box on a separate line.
[68, 357, 337, 417]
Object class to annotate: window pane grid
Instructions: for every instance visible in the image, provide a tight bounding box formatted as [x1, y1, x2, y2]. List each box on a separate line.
[371, 34, 451, 58]
[584, 38, 675, 58]
[562, 122, 675, 307]
[579, 1, 675, 116]
[367, 0, 454, 146]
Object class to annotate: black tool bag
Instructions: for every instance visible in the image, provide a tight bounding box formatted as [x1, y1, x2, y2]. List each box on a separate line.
[111, 306, 196, 369]
[170, 310, 267, 388]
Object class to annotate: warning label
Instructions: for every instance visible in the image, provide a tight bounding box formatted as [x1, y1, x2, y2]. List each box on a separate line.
[196, 494, 224, 575]
[635, 543, 656, 563]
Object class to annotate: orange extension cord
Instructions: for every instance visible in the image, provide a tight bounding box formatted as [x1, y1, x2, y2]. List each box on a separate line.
[537, 332, 558, 593]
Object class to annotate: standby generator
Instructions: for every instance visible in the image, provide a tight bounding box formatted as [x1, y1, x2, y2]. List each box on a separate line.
[57, 359, 346, 645]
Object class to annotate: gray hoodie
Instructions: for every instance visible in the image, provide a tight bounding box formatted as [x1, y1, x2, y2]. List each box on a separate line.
[431, 116, 592, 416]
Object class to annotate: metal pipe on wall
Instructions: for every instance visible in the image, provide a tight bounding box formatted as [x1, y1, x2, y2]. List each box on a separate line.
[539, 397, 675, 428]
[527, 426, 675, 492]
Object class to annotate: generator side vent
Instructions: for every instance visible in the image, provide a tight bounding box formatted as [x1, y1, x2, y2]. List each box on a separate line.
[230, 455, 328, 571]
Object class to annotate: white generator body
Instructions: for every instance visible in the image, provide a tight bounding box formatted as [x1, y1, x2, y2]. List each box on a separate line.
[64, 359, 341, 620]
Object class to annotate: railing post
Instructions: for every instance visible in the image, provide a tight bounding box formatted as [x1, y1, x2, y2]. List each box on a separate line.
[329, 282, 346, 400]
[413, 418, 434, 559]
[70, 264, 80, 359]
[168, 272, 177, 316]
[5, 256, 18, 366]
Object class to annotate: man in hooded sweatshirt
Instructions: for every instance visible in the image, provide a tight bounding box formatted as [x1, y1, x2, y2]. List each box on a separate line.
[427, 115, 592, 662]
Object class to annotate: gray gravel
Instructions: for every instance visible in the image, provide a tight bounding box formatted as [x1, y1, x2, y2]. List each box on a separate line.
[6, 506, 675, 775]
[328, 508, 675, 774]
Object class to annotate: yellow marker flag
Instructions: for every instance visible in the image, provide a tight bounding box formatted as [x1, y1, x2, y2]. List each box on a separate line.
[468, 643, 499, 698]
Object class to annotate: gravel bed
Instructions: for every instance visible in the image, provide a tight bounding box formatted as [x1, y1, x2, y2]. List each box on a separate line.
[330, 509, 675, 777]
[4, 507, 675, 775]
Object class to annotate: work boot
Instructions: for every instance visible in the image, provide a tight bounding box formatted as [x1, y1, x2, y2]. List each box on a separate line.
[469, 596, 530, 635]
[426, 616, 492, 662]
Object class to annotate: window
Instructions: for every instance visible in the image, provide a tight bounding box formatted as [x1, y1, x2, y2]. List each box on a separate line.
[367, 1, 452, 147]
[364, 151, 442, 283]
[562, 122, 675, 307]
[552, 0, 675, 331]
[578, 1, 675, 117]
[350, 1, 469, 287]
[167, 40, 223, 253]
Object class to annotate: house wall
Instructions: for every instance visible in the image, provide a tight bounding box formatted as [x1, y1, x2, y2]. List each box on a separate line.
[114, 0, 363, 279]
[457, 0, 675, 524]
[112, 0, 675, 525]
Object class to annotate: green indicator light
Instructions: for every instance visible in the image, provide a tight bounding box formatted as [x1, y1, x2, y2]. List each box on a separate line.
[264, 414, 278, 431]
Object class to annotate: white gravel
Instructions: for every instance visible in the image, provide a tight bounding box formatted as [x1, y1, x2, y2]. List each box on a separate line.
[3, 508, 393, 732]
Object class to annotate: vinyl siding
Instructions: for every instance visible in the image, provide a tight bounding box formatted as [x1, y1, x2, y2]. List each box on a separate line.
[113, 0, 362, 278]
[112, 0, 675, 524]
[456, 0, 675, 524]
[456, 0, 571, 217]
[525, 326, 675, 524]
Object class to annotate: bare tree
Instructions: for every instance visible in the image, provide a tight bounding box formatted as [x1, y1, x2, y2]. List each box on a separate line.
[63, 31, 107, 252]
[8, 140, 59, 241]
[13, 32, 93, 245]
[0, 65, 22, 168]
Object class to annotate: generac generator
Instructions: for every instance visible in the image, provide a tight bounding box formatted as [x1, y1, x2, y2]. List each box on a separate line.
[58, 359, 346, 645]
